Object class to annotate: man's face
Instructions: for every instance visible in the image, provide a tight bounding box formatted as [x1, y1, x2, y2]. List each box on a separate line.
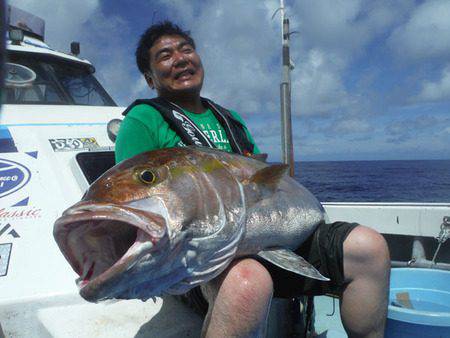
[147, 34, 204, 99]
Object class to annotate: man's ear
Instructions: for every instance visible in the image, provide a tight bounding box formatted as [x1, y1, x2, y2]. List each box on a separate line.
[144, 72, 155, 90]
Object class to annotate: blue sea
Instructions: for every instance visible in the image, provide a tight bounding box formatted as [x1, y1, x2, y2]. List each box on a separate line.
[293, 159, 450, 203]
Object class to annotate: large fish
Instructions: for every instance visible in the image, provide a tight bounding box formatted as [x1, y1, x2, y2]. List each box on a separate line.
[54, 147, 328, 302]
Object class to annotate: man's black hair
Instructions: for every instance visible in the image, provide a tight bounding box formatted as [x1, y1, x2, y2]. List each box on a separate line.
[136, 21, 195, 75]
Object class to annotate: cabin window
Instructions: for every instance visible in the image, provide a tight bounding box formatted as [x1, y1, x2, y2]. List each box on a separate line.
[50, 62, 113, 106]
[76, 151, 116, 184]
[4, 56, 66, 104]
[3, 52, 116, 106]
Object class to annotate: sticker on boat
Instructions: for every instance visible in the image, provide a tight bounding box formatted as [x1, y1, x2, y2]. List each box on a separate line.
[0, 207, 42, 220]
[0, 159, 31, 198]
[0, 224, 20, 239]
[48, 137, 99, 152]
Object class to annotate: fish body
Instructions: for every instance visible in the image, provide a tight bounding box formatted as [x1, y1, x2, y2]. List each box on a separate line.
[54, 147, 326, 302]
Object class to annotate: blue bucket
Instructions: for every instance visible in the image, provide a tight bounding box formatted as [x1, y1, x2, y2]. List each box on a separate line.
[386, 268, 450, 338]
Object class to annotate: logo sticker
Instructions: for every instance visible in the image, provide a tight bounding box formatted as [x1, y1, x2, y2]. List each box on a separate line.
[0, 159, 31, 198]
[0, 243, 12, 277]
[0, 224, 20, 239]
[49, 138, 99, 152]
[0, 207, 42, 220]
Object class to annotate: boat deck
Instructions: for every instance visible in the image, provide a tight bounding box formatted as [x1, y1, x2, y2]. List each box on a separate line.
[314, 296, 347, 337]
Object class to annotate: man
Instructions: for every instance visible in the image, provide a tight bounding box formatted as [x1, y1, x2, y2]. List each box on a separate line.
[115, 22, 259, 162]
[115, 21, 390, 338]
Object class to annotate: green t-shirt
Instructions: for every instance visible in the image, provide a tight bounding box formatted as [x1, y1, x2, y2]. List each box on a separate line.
[115, 103, 260, 163]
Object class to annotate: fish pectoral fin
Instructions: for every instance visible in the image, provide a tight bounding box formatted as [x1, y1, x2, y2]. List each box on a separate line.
[248, 153, 268, 162]
[257, 248, 330, 281]
[247, 164, 289, 190]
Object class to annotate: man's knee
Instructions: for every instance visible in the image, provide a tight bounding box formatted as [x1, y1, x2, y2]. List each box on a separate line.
[344, 225, 390, 271]
[225, 259, 273, 303]
[208, 258, 273, 315]
[201, 259, 273, 335]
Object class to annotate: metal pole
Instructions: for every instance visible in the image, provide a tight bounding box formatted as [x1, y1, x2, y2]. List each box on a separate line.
[279, 3, 303, 337]
[280, 1, 295, 177]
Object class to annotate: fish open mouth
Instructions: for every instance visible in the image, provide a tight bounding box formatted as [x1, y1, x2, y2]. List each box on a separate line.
[53, 204, 166, 298]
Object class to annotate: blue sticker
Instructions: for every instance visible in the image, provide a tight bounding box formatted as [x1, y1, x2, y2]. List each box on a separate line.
[0, 159, 31, 198]
[26, 151, 38, 159]
[12, 197, 29, 207]
[0, 126, 18, 153]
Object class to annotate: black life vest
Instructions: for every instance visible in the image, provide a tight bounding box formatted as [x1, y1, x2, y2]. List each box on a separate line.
[122, 97, 255, 155]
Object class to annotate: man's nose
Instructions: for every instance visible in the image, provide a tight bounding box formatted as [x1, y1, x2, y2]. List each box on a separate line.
[173, 50, 188, 67]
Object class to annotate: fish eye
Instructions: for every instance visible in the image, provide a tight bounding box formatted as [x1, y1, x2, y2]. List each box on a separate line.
[138, 169, 156, 184]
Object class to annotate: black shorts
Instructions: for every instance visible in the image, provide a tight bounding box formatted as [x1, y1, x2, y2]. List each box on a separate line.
[178, 221, 359, 314]
[264, 221, 359, 298]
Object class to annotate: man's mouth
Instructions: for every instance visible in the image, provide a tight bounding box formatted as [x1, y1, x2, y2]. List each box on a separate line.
[174, 69, 195, 80]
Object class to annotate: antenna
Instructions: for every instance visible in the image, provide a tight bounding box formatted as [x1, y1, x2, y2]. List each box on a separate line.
[276, 0, 295, 177]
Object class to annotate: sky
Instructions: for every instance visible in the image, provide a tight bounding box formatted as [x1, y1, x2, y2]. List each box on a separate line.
[9, 0, 450, 162]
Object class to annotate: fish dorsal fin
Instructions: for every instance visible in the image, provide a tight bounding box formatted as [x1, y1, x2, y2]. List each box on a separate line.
[257, 248, 330, 281]
[248, 164, 289, 189]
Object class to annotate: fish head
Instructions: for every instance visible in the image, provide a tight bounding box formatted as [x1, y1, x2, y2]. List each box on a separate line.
[53, 148, 230, 302]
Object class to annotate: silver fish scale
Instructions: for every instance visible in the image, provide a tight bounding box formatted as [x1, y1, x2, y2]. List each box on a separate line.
[172, 159, 325, 290]
[237, 177, 324, 255]
[170, 170, 247, 291]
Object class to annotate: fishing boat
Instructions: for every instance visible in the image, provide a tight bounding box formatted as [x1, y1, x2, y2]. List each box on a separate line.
[0, 5, 448, 338]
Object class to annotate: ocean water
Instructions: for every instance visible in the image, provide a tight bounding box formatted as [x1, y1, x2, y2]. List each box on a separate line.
[293, 159, 450, 203]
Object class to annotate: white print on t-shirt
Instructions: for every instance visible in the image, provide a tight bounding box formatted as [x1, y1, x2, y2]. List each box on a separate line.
[200, 123, 230, 150]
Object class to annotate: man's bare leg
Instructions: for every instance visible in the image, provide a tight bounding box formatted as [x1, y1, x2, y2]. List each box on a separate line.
[201, 258, 273, 338]
[340, 226, 391, 338]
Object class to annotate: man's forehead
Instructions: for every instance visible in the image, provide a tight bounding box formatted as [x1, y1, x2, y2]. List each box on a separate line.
[151, 35, 191, 51]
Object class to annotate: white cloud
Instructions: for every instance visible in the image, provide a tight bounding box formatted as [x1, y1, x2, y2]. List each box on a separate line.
[387, 0, 450, 60]
[416, 66, 450, 102]
[385, 115, 445, 143]
[10, 0, 409, 116]
[291, 0, 412, 59]
[130, 77, 150, 100]
[10, 0, 448, 161]
[292, 49, 349, 116]
[292, 0, 366, 56]
[9, 0, 100, 52]
[10, 0, 143, 106]
[78, 12, 137, 105]
[151, 0, 281, 115]
[333, 118, 371, 133]
[147, 0, 405, 131]
[287, 0, 413, 118]
[150, 0, 401, 119]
